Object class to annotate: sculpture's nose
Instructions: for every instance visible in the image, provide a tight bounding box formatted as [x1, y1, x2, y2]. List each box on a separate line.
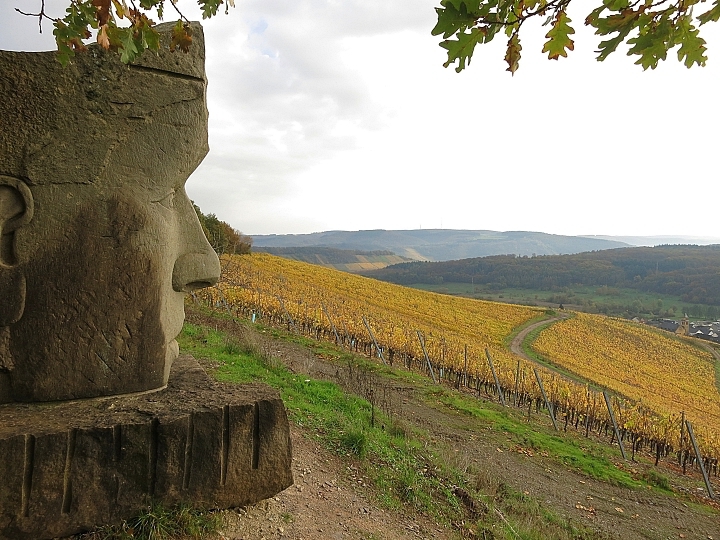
[172, 192, 221, 293]
[172, 251, 220, 292]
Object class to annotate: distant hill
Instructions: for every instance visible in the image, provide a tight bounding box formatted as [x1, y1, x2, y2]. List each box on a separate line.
[251, 229, 630, 261]
[364, 244, 720, 306]
[253, 246, 412, 272]
[581, 234, 720, 247]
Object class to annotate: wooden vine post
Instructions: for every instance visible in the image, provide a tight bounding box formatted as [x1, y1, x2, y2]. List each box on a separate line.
[276, 295, 298, 334]
[485, 348, 506, 406]
[533, 368, 558, 431]
[602, 391, 627, 461]
[685, 420, 715, 499]
[362, 316, 387, 365]
[416, 331, 438, 384]
[463, 344, 469, 388]
[321, 300, 341, 344]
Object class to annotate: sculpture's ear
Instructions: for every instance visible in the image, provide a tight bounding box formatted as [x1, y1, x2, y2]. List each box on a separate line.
[0, 176, 34, 266]
[0, 176, 32, 328]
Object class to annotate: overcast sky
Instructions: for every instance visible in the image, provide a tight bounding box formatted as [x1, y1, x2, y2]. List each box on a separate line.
[3, 0, 720, 239]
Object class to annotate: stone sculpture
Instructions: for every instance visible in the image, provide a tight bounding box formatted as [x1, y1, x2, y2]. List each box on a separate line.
[0, 24, 293, 540]
[0, 23, 220, 403]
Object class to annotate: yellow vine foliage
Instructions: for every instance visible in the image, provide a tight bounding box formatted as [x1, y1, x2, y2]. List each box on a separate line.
[533, 312, 720, 435]
[215, 253, 541, 376]
[206, 253, 720, 458]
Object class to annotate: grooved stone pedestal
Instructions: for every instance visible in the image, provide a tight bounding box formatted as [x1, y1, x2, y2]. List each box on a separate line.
[0, 355, 293, 540]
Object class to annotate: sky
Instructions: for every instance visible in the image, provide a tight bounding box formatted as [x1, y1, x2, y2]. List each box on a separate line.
[2, 0, 720, 240]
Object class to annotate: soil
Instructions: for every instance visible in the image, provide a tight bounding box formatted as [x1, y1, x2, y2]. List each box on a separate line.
[88, 310, 720, 540]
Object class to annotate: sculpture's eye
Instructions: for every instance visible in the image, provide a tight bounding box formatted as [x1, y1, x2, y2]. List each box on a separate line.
[153, 190, 176, 209]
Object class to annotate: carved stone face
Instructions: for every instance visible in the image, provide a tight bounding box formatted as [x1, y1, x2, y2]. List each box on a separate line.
[0, 24, 220, 402]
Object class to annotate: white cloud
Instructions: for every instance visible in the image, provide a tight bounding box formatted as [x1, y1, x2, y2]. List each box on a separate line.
[2, 1, 720, 238]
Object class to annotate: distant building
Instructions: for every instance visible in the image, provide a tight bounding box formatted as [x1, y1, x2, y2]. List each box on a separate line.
[647, 318, 680, 333]
[645, 316, 720, 343]
[675, 315, 690, 337]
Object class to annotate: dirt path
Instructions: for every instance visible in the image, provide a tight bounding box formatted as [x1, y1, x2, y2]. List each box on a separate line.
[217, 424, 444, 540]
[509, 314, 567, 360]
[182, 312, 720, 540]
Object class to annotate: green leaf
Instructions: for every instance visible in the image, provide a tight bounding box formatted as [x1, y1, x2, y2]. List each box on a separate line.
[440, 27, 486, 72]
[626, 17, 672, 70]
[443, 0, 482, 11]
[118, 27, 140, 63]
[432, 3, 477, 38]
[505, 32, 522, 74]
[53, 2, 95, 65]
[542, 10, 575, 60]
[199, 0, 224, 19]
[602, 0, 630, 11]
[675, 16, 707, 68]
[595, 25, 633, 61]
[141, 24, 161, 52]
[698, 0, 720, 25]
[584, 6, 606, 28]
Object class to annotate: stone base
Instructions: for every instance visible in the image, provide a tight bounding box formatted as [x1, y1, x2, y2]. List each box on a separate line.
[0, 355, 293, 540]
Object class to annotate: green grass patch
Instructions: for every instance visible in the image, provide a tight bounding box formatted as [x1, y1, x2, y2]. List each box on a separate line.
[642, 470, 671, 491]
[178, 322, 465, 525]
[177, 311, 629, 539]
[427, 388, 640, 489]
[79, 503, 222, 540]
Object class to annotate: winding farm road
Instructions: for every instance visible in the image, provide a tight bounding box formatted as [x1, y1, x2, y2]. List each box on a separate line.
[510, 314, 569, 361]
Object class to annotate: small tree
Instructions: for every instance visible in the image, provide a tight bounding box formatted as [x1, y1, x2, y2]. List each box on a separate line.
[193, 203, 252, 255]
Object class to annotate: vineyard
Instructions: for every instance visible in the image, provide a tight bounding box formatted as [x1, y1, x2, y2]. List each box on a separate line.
[533, 313, 720, 431]
[199, 253, 720, 484]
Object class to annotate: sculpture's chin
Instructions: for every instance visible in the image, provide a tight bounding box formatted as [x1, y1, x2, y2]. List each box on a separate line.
[168, 339, 180, 359]
[164, 339, 180, 382]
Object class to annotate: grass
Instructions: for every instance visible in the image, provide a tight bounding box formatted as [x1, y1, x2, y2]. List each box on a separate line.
[179, 322, 465, 524]
[175, 309, 641, 539]
[425, 387, 640, 489]
[78, 503, 222, 540]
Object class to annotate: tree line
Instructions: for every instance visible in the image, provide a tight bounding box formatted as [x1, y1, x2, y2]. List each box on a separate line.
[364, 245, 720, 307]
[193, 203, 252, 255]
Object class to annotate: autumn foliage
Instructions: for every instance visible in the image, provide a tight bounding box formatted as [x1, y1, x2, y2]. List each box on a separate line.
[200, 253, 720, 464]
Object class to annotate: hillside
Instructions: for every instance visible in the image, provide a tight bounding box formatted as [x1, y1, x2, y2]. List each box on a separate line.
[251, 229, 630, 261]
[365, 244, 720, 307]
[203, 253, 720, 461]
[253, 246, 413, 272]
[177, 307, 720, 540]
[175, 252, 720, 539]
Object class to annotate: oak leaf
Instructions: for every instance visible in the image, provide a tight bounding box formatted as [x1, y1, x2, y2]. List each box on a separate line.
[170, 20, 193, 53]
[505, 32, 522, 74]
[97, 24, 111, 49]
[543, 10, 575, 60]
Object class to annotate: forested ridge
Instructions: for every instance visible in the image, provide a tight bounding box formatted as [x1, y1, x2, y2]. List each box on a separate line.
[364, 245, 720, 306]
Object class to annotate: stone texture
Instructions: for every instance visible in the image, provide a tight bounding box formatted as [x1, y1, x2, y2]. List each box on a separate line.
[0, 26, 293, 540]
[0, 23, 221, 402]
[0, 355, 294, 540]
